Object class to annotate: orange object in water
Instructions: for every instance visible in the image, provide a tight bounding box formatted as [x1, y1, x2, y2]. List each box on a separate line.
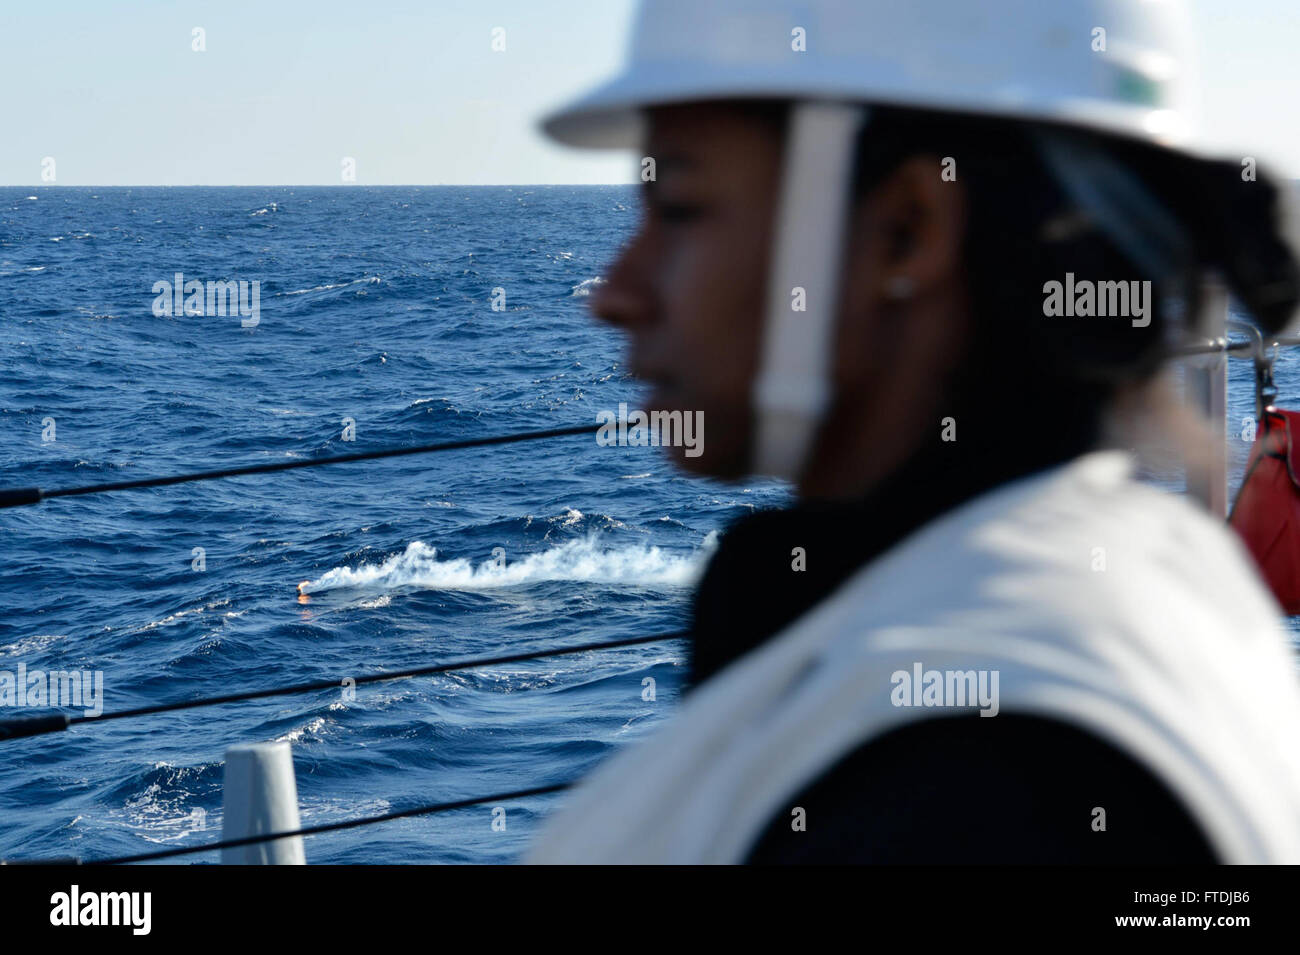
[1229, 408, 1300, 614]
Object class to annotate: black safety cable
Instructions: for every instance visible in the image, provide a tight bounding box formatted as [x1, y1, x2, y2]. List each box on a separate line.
[6, 781, 574, 865]
[0, 422, 599, 510]
[0, 631, 686, 742]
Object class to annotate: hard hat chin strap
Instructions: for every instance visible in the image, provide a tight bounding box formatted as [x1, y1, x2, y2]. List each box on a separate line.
[750, 102, 869, 480]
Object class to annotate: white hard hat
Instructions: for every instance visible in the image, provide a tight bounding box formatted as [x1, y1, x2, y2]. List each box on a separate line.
[539, 0, 1218, 481]
[544, 0, 1204, 156]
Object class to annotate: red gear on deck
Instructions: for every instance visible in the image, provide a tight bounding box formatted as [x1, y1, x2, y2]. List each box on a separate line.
[1230, 408, 1300, 614]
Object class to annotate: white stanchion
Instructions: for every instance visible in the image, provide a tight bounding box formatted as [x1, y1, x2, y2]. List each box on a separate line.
[221, 741, 307, 865]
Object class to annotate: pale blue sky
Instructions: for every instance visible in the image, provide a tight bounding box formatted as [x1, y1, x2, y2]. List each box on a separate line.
[1, 0, 1296, 185]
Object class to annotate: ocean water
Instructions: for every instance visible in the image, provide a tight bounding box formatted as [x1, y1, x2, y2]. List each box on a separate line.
[0, 185, 1296, 864]
[0, 185, 784, 864]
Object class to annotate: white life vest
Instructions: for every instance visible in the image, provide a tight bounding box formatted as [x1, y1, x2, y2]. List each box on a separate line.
[526, 450, 1300, 863]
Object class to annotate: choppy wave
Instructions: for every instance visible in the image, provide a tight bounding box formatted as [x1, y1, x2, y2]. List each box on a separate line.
[299, 533, 717, 595]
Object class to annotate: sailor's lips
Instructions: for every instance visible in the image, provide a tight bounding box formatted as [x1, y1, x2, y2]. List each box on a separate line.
[627, 354, 682, 406]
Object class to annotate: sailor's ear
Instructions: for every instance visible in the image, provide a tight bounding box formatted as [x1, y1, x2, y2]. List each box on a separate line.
[852, 154, 968, 298]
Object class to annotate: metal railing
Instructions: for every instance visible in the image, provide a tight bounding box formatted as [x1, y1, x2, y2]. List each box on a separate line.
[1171, 283, 1300, 516]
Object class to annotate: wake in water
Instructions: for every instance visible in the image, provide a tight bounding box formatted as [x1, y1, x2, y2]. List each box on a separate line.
[298, 533, 718, 596]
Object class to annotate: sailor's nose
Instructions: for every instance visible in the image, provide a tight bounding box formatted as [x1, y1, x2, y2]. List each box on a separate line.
[590, 242, 654, 331]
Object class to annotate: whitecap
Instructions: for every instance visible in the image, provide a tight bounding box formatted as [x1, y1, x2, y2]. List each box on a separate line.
[281, 276, 380, 296]
[298, 531, 717, 596]
[0, 633, 65, 658]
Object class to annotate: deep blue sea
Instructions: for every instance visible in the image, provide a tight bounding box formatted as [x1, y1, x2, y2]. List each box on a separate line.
[0, 185, 787, 864]
[1, 185, 1296, 864]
